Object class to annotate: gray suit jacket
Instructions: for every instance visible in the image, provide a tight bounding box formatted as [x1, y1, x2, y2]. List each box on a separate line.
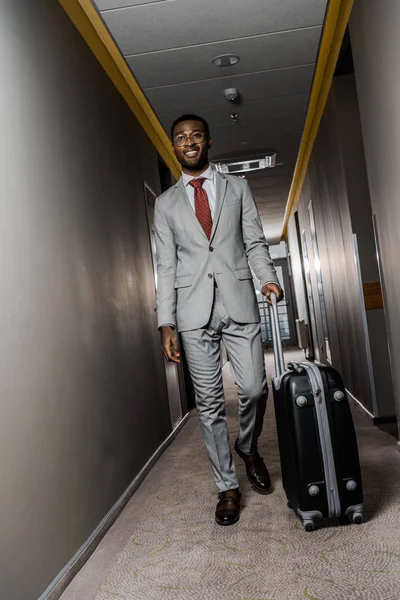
[154, 171, 279, 332]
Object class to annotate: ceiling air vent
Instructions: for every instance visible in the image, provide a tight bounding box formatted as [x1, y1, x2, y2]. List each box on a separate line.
[214, 154, 277, 174]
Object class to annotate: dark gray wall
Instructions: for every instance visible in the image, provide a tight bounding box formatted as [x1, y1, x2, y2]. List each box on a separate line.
[0, 2, 172, 599]
[333, 75, 394, 417]
[307, 87, 372, 407]
[350, 0, 400, 426]
[333, 76, 379, 283]
[288, 77, 395, 417]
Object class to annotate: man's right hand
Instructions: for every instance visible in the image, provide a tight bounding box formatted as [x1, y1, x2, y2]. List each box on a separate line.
[160, 326, 181, 363]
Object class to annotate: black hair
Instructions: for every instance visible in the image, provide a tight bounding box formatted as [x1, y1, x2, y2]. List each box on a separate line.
[171, 114, 210, 139]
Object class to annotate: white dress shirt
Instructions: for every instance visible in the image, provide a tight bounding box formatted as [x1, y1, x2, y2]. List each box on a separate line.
[181, 165, 217, 218]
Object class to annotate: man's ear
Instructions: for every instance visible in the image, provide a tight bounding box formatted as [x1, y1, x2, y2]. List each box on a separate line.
[171, 143, 177, 156]
[207, 137, 213, 150]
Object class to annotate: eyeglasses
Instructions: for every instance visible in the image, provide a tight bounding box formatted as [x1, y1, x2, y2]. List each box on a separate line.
[173, 131, 208, 147]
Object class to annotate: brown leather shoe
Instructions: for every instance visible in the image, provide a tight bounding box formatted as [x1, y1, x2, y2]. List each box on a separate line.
[215, 488, 241, 526]
[234, 439, 272, 494]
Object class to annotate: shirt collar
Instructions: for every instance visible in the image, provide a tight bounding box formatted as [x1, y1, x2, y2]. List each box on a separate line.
[181, 165, 215, 187]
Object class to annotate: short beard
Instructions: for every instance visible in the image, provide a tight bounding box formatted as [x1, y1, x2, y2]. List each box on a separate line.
[180, 153, 209, 172]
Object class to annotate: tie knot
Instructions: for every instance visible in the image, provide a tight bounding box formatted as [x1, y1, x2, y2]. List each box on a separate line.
[188, 177, 206, 189]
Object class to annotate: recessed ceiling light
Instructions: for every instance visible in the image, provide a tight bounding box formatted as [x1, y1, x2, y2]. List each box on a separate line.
[212, 54, 240, 67]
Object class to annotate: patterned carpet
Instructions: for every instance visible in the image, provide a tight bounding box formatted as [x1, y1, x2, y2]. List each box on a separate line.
[63, 350, 400, 600]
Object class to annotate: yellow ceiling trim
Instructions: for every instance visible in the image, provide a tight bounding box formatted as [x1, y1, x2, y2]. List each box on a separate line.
[281, 0, 354, 239]
[58, 0, 182, 181]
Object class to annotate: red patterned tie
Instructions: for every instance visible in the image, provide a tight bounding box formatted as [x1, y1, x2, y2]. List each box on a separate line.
[189, 178, 213, 239]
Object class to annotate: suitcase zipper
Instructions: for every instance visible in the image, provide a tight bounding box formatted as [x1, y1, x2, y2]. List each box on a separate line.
[302, 364, 341, 519]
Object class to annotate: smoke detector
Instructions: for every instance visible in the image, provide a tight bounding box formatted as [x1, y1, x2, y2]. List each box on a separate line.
[224, 88, 239, 102]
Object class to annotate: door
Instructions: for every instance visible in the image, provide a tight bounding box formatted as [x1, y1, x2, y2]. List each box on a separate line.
[294, 210, 315, 360]
[308, 199, 332, 363]
[300, 227, 320, 360]
[144, 182, 187, 428]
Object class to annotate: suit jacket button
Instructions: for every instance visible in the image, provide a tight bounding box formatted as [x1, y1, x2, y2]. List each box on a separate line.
[209, 246, 214, 252]
[208, 273, 213, 278]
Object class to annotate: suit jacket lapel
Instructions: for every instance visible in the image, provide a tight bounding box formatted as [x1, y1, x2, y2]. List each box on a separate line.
[175, 179, 208, 240]
[210, 173, 228, 241]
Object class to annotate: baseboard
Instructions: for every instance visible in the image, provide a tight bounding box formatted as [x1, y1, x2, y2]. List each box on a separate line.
[373, 415, 398, 425]
[346, 388, 397, 426]
[346, 388, 375, 420]
[39, 412, 191, 600]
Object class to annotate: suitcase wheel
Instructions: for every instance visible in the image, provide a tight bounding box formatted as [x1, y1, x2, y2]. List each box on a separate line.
[344, 504, 364, 525]
[342, 510, 363, 525]
[303, 520, 315, 532]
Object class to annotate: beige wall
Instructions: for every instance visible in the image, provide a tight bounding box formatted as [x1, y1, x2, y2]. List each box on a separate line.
[350, 0, 400, 425]
[0, 2, 172, 598]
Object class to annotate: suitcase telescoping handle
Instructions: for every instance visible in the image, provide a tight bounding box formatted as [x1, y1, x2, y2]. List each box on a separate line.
[269, 293, 285, 379]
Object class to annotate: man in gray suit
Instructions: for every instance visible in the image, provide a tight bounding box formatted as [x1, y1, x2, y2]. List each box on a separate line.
[155, 114, 283, 525]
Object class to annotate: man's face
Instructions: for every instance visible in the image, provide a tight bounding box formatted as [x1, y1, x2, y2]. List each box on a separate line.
[171, 120, 212, 171]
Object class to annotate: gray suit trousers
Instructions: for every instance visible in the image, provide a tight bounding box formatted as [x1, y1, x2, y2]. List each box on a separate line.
[181, 289, 268, 492]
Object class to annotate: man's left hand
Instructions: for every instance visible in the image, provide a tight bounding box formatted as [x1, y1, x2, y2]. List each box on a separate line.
[261, 283, 284, 305]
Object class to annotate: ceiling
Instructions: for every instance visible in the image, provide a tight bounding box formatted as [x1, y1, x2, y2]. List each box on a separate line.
[94, 0, 329, 243]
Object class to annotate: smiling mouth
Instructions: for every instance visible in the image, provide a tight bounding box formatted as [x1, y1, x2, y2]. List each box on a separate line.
[184, 148, 200, 157]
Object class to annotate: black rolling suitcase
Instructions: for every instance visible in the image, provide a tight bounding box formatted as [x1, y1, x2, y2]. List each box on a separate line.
[269, 295, 363, 531]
